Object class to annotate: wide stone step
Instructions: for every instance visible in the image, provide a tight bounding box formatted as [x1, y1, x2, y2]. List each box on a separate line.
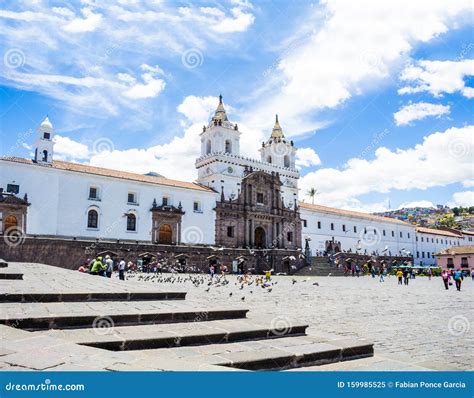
[0, 272, 23, 280]
[40, 319, 308, 351]
[218, 338, 374, 371]
[0, 308, 249, 331]
[0, 291, 186, 303]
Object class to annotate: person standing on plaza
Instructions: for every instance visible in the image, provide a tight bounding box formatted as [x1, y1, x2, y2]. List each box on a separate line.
[118, 258, 126, 281]
[453, 268, 463, 291]
[396, 269, 403, 285]
[403, 268, 410, 285]
[355, 264, 360, 277]
[441, 270, 450, 290]
[379, 266, 386, 283]
[90, 256, 103, 276]
[427, 268, 432, 281]
[105, 255, 114, 278]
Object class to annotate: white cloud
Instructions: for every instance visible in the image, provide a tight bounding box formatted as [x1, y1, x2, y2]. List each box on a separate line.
[295, 147, 321, 168]
[394, 102, 450, 126]
[177, 96, 220, 124]
[398, 200, 435, 209]
[212, 7, 254, 33]
[398, 59, 474, 98]
[54, 135, 89, 160]
[63, 8, 103, 33]
[450, 191, 474, 207]
[122, 64, 166, 99]
[0, 2, 255, 117]
[244, 0, 472, 136]
[300, 125, 474, 208]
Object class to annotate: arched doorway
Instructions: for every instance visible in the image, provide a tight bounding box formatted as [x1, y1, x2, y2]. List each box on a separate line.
[4, 215, 18, 233]
[158, 224, 173, 244]
[254, 227, 266, 248]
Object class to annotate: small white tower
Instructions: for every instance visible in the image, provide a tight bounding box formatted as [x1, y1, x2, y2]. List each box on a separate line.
[34, 116, 54, 165]
[199, 95, 241, 157]
[260, 115, 296, 169]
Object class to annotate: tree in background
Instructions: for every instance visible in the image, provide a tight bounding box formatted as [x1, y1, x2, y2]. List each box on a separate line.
[307, 188, 319, 205]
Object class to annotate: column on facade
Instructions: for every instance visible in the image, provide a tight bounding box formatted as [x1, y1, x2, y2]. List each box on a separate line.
[177, 220, 182, 245]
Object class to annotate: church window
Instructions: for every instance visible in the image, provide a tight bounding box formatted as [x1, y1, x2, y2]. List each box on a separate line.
[400, 231, 403, 238]
[287, 231, 293, 242]
[330, 223, 334, 231]
[267, 155, 272, 163]
[302, 219, 307, 228]
[89, 187, 99, 200]
[126, 213, 136, 231]
[206, 140, 212, 155]
[42, 150, 48, 162]
[342, 224, 346, 232]
[257, 193, 264, 204]
[353, 226, 357, 233]
[193, 201, 201, 212]
[408, 233, 411, 239]
[128, 192, 137, 204]
[383, 229, 386, 236]
[284, 155, 290, 168]
[87, 209, 98, 229]
[317, 221, 321, 229]
[162, 197, 169, 206]
[227, 226, 234, 238]
[6, 184, 19, 194]
[391, 231, 394, 237]
[43, 132, 50, 139]
[225, 139, 232, 154]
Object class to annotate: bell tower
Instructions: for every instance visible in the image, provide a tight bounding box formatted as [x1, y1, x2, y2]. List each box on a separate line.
[34, 116, 55, 165]
[260, 115, 296, 169]
[196, 95, 242, 197]
[199, 95, 240, 157]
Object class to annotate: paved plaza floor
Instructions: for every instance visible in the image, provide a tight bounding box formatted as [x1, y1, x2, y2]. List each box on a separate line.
[0, 263, 472, 371]
[125, 270, 473, 370]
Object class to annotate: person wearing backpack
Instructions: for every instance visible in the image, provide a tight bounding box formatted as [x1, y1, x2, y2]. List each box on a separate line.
[453, 268, 463, 291]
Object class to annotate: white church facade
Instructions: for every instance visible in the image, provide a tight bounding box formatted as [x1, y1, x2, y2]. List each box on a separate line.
[0, 97, 469, 266]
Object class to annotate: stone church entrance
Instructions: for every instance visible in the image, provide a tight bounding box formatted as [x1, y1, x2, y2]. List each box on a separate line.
[4, 215, 18, 233]
[158, 224, 173, 244]
[254, 227, 266, 248]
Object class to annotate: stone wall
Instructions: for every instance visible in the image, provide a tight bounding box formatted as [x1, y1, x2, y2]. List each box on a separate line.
[0, 236, 302, 274]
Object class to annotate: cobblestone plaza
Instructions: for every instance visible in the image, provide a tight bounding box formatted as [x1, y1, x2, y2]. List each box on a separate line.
[0, 262, 472, 371]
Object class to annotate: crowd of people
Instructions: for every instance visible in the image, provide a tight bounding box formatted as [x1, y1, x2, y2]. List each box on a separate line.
[78, 255, 128, 280]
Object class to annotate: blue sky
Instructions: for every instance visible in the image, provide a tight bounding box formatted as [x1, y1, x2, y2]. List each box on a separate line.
[0, 0, 473, 212]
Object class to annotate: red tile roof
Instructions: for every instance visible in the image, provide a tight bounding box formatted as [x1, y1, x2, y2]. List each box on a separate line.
[435, 245, 474, 256]
[0, 157, 215, 193]
[416, 226, 462, 238]
[299, 202, 409, 225]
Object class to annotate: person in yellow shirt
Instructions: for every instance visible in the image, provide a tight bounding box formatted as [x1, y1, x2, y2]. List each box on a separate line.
[396, 269, 403, 285]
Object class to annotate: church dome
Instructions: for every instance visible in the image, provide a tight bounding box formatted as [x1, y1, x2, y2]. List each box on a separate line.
[40, 116, 53, 129]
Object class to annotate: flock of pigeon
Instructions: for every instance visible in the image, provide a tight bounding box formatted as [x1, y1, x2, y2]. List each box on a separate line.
[124, 271, 319, 302]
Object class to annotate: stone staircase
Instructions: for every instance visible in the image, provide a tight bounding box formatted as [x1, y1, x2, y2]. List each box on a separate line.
[0, 262, 373, 371]
[0, 258, 23, 279]
[295, 257, 347, 277]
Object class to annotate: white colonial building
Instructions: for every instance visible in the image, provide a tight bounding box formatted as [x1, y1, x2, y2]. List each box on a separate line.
[0, 97, 471, 267]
